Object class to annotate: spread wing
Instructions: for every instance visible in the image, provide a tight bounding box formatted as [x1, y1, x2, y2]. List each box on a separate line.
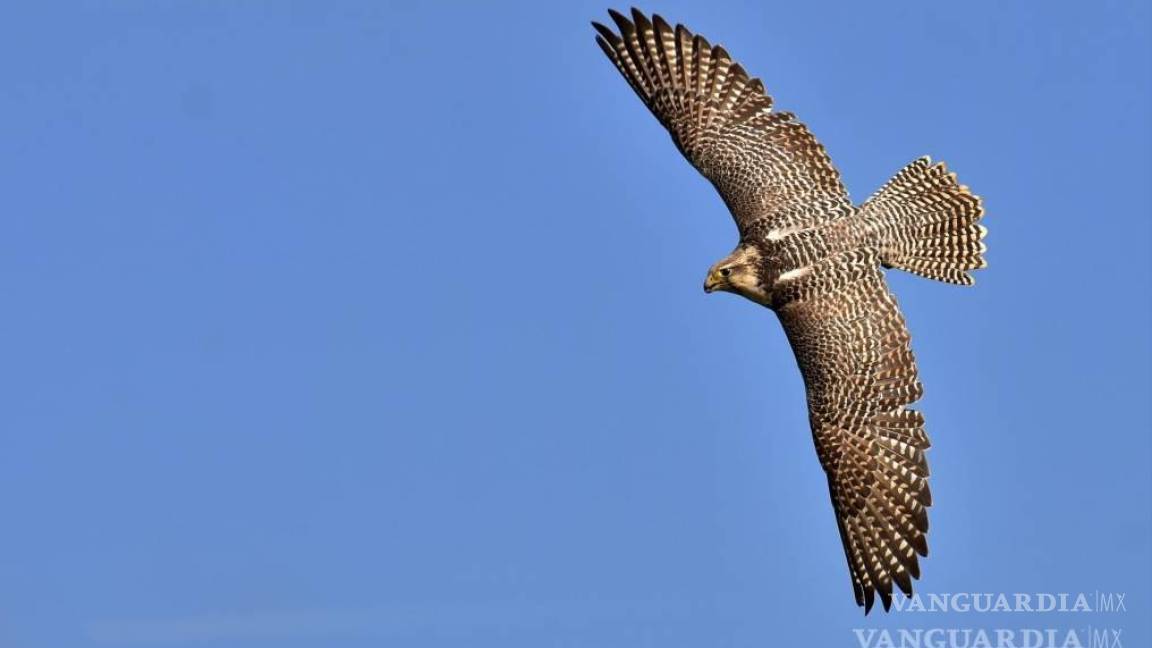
[592, 9, 852, 235]
[774, 250, 932, 613]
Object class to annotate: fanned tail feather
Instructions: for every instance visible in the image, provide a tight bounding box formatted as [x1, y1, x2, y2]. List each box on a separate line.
[859, 157, 987, 285]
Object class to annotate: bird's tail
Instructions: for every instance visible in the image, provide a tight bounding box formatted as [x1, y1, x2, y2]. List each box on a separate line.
[857, 157, 987, 285]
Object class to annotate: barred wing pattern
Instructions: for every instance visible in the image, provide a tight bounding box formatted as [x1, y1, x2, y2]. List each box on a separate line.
[774, 250, 931, 613]
[593, 9, 852, 234]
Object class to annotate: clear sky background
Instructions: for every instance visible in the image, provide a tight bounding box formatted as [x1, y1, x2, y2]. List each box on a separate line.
[0, 1, 1148, 646]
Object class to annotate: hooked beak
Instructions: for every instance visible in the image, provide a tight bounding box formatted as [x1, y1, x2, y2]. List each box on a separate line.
[703, 272, 722, 293]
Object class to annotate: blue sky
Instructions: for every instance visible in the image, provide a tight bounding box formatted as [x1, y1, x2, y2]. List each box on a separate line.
[0, 1, 1148, 646]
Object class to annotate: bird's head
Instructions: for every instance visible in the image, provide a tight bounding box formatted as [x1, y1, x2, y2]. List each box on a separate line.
[703, 245, 770, 305]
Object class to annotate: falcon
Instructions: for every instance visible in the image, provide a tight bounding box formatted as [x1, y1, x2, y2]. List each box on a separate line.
[592, 9, 987, 613]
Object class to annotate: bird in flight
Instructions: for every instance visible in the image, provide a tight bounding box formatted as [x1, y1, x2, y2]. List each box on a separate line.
[592, 9, 987, 613]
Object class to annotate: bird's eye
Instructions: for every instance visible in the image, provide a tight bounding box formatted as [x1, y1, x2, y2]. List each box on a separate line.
[720, 268, 732, 277]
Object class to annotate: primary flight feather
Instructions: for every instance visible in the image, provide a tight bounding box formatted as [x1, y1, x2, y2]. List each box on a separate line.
[592, 8, 987, 613]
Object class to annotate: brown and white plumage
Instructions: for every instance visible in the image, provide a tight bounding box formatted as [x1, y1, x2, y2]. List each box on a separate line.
[593, 10, 852, 234]
[592, 9, 987, 613]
